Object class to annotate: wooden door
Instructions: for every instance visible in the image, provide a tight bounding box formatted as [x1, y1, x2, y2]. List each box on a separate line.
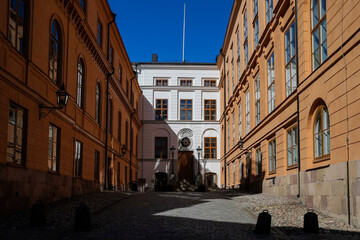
[178, 151, 194, 182]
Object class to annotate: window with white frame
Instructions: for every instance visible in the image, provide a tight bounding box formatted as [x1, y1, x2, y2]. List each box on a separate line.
[233, 113, 236, 146]
[267, 53, 275, 113]
[314, 105, 330, 159]
[285, 21, 297, 97]
[253, 0, 259, 48]
[232, 46, 235, 92]
[255, 148, 261, 176]
[255, 75, 260, 125]
[237, 30, 241, 78]
[48, 125, 60, 172]
[244, 10, 248, 66]
[75, 140, 83, 177]
[227, 119, 230, 150]
[246, 91, 250, 134]
[233, 162, 236, 184]
[269, 139, 276, 172]
[311, 0, 327, 70]
[287, 125, 298, 166]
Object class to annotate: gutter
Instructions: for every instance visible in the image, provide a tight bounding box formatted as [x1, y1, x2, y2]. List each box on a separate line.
[295, 0, 301, 199]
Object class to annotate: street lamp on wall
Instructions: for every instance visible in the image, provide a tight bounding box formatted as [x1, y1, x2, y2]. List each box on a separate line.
[39, 83, 69, 119]
[196, 146, 202, 174]
[170, 146, 175, 174]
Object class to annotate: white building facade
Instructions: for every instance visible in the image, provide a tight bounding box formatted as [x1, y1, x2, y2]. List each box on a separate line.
[134, 62, 221, 188]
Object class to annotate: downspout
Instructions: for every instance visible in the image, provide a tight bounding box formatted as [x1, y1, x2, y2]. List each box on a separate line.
[340, 0, 351, 225]
[220, 48, 227, 189]
[104, 12, 116, 190]
[295, 0, 301, 198]
[129, 73, 137, 187]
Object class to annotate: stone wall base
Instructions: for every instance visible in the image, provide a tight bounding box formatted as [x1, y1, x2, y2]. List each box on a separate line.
[263, 160, 360, 227]
[0, 163, 100, 215]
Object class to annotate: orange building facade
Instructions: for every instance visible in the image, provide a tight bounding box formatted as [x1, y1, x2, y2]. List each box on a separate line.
[0, 0, 141, 214]
[218, 0, 360, 225]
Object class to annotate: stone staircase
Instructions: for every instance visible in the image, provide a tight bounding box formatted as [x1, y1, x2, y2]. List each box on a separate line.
[176, 179, 197, 192]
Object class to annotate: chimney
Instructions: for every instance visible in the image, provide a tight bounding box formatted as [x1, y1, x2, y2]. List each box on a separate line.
[152, 54, 158, 62]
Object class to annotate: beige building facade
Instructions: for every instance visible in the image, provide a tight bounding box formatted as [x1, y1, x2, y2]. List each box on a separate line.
[218, 0, 360, 226]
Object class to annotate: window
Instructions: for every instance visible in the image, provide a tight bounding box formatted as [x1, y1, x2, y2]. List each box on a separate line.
[255, 148, 261, 176]
[155, 137, 167, 158]
[204, 79, 216, 86]
[97, 19, 102, 47]
[77, 58, 85, 108]
[238, 103, 242, 138]
[180, 79, 192, 86]
[266, 0, 273, 24]
[48, 125, 60, 172]
[119, 65, 122, 83]
[8, 0, 27, 54]
[156, 79, 168, 86]
[311, 0, 327, 70]
[118, 111, 122, 142]
[75, 140, 83, 177]
[94, 150, 100, 182]
[108, 99, 113, 134]
[227, 165, 230, 185]
[204, 100, 216, 121]
[232, 113, 236, 145]
[95, 82, 101, 123]
[239, 160, 243, 181]
[231, 46, 235, 92]
[227, 119, 230, 150]
[204, 137, 216, 159]
[180, 99, 192, 120]
[245, 92, 250, 134]
[237, 31, 241, 78]
[7, 103, 27, 165]
[285, 21, 297, 97]
[49, 20, 62, 85]
[244, 10, 248, 66]
[269, 139, 276, 172]
[267, 53, 275, 113]
[287, 125, 298, 166]
[109, 45, 114, 66]
[155, 99, 168, 120]
[125, 121, 128, 149]
[233, 162, 236, 184]
[253, 0, 259, 48]
[314, 106, 330, 159]
[255, 75, 260, 125]
[79, 0, 86, 12]
[126, 80, 129, 97]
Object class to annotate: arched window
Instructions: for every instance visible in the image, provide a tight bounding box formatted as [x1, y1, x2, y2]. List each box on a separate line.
[314, 105, 330, 159]
[49, 20, 62, 85]
[95, 82, 101, 123]
[77, 58, 85, 108]
[108, 99, 113, 134]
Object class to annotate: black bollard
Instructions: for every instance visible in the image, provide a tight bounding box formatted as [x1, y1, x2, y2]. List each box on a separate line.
[304, 209, 319, 233]
[74, 202, 91, 231]
[254, 210, 271, 235]
[30, 200, 46, 227]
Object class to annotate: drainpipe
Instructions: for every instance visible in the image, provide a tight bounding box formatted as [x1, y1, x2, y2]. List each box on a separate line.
[295, 0, 301, 199]
[129, 73, 137, 188]
[220, 48, 227, 189]
[104, 12, 116, 190]
[340, 0, 351, 225]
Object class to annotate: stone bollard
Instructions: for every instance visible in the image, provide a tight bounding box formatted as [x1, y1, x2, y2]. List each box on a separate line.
[74, 202, 91, 231]
[254, 210, 271, 235]
[304, 209, 319, 233]
[30, 200, 46, 227]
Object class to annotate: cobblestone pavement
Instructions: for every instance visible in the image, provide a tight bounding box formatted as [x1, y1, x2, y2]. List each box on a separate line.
[1, 190, 360, 239]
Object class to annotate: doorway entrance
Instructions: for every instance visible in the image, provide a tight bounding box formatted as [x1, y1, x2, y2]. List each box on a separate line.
[178, 151, 194, 182]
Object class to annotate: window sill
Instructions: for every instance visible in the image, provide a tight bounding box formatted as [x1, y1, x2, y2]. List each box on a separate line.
[287, 164, 298, 171]
[6, 162, 26, 169]
[313, 155, 330, 163]
[47, 170, 60, 175]
[268, 170, 276, 176]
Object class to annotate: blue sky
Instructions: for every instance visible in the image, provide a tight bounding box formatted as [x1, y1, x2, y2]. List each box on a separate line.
[108, 0, 233, 63]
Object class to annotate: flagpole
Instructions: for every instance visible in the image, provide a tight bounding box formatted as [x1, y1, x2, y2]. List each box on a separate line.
[182, 3, 186, 62]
